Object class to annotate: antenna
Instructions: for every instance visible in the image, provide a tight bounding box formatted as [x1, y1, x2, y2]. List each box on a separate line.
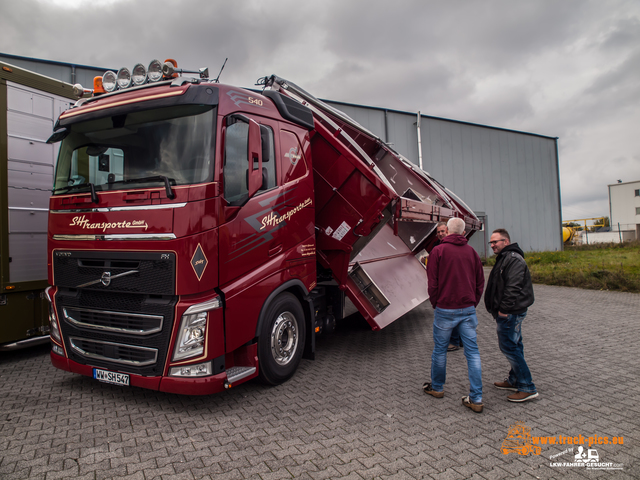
[214, 58, 228, 83]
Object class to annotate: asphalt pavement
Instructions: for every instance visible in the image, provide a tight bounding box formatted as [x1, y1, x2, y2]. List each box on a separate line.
[1, 275, 638, 479]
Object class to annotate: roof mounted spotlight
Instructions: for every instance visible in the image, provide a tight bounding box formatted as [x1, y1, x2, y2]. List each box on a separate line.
[116, 67, 132, 89]
[102, 71, 117, 93]
[131, 63, 147, 86]
[148, 59, 163, 82]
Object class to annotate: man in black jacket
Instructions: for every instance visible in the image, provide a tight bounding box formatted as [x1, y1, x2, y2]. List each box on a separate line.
[485, 228, 538, 403]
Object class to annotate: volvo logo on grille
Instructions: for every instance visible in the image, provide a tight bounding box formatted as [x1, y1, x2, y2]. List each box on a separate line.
[76, 269, 138, 288]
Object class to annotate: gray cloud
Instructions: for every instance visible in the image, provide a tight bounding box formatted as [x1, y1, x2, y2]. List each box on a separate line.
[1, 0, 639, 219]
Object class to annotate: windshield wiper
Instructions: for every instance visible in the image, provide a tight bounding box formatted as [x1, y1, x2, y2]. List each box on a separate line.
[53, 182, 99, 204]
[108, 175, 176, 199]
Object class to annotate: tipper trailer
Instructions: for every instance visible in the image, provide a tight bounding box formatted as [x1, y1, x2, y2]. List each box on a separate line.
[46, 60, 480, 394]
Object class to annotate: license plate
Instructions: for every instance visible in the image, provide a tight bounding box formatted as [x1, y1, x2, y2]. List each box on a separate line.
[93, 368, 130, 387]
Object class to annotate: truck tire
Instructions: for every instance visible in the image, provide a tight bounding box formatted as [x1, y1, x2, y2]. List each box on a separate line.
[258, 292, 306, 385]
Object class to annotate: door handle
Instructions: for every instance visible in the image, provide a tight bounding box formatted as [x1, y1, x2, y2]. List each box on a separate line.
[268, 244, 283, 257]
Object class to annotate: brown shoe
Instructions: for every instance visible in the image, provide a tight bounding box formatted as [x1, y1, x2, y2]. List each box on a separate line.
[422, 382, 444, 398]
[507, 391, 539, 402]
[494, 379, 518, 391]
[462, 396, 483, 413]
[447, 344, 460, 352]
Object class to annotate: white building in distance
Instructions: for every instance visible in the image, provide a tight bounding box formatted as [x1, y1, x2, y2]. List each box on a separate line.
[608, 180, 640, 239]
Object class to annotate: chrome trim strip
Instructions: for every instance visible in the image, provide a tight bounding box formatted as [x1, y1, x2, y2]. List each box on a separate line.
[75, 270, 138, 288]
[9, 206, 50, 212]
[52, 233, 177, 241]
[50, 203, 187, 213]
[69, 337, 158, 367]
[63, 307, 163, 335]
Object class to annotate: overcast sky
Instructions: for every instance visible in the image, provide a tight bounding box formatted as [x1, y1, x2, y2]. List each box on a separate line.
[2, 0, 639, 222]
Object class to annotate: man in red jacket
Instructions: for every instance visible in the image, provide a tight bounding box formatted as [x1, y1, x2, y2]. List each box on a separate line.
[422, 217, 485, 413]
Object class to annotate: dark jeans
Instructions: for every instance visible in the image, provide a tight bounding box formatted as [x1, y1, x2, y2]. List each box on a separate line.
[495, 312, 536, 393]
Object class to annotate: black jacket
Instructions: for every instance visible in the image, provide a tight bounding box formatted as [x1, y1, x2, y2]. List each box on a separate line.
[484, 243, 534, 316]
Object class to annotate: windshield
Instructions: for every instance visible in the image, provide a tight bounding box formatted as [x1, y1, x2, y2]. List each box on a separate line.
[53, 104, 216, 194]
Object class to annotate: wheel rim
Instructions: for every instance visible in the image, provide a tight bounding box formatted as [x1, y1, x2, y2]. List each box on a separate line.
[270, 311, 298, 366]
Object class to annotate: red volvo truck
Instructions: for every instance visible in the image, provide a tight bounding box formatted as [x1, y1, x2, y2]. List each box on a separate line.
[45, 60, 480, 395]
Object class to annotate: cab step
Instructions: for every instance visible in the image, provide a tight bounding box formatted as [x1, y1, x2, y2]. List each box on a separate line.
[224, 366, 256, 388]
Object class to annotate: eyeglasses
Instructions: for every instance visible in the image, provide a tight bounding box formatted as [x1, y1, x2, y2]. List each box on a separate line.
[488, 239, 506, 246]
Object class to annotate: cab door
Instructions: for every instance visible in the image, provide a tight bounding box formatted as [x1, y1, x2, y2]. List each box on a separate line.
[218, 114, 283, 287]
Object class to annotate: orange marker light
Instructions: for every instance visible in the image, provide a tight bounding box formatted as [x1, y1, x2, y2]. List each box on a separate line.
[5, 285, 15, 290]
[93, 76, 105, 95]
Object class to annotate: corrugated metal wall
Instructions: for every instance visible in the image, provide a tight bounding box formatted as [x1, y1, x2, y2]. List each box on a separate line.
[0, 54, 108, 90]
[326, 102, 562, 254]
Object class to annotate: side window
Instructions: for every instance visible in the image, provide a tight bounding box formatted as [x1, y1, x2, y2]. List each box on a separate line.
[224, 121, 249, 204]
[280, 130, 307, 184]
[259, 125, 276, 192]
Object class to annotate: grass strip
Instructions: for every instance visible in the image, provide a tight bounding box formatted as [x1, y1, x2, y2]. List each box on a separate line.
[484, 241, 640, 293]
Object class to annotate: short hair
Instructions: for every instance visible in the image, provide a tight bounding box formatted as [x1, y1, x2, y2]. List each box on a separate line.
[492, 228, 511, 241]
[447, 217, 465, 235]
[436, 222, 447, 229]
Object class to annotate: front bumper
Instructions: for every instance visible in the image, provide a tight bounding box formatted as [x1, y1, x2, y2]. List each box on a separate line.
[50, 352, 235, 395]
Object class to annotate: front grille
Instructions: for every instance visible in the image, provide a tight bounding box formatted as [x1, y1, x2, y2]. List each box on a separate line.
[55, 280, 178, 377]
[63, 307, 163, 335]
[53, 251, 175, 295]
[70, 337, 158, 367]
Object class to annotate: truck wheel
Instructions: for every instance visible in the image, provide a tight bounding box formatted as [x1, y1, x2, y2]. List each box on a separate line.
[258, 292, 306, 385]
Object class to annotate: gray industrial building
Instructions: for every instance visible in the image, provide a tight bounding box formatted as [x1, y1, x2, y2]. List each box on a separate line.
[0, 52, 562, 256]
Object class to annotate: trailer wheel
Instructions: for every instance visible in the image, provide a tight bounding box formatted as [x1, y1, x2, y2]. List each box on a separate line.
[258, 292, 306, 385]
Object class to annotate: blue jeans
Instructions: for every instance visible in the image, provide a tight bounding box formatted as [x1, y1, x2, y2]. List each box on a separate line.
[495, 312, 536, 393]
[450, 326, 462, 347]
[430, 306, 483, 403]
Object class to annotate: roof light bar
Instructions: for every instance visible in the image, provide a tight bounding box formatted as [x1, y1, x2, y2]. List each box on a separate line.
[83, 59, 211, 98]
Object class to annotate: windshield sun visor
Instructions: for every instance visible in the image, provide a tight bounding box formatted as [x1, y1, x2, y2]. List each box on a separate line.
[58, 84, 219, 129]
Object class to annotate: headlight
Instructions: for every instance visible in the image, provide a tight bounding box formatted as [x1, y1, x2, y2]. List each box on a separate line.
[102, 71, 117, 92]
[172, 297, 221, 361]
[132, 63, 147, 86]
[148, 59, 163, 82]
[116, 67, 132, 89]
